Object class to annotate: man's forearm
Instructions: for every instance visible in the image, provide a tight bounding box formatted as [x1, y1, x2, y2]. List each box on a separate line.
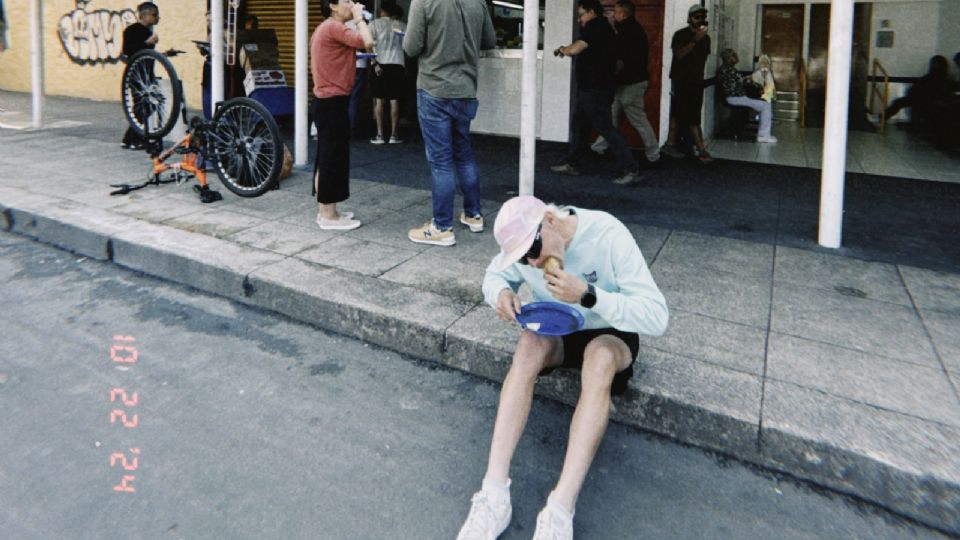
[554, 40, 588, 58]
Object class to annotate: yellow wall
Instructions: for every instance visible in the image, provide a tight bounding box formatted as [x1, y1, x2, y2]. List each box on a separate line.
[0, 1, 205, 106]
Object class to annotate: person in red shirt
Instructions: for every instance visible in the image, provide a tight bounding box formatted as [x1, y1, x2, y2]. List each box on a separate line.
[310, 0, 373, 231]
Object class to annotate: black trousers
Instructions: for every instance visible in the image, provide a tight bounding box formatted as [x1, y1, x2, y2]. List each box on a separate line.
[312, 95, 351, 204]
[565, 89, 638, 173]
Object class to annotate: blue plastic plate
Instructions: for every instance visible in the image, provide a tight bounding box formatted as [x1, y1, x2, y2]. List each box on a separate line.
[356, 52, 378, 59]
[516, 302, 585, 336]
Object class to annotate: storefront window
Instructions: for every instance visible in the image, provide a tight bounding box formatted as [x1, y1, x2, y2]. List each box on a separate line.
[489, 0, 545, 49]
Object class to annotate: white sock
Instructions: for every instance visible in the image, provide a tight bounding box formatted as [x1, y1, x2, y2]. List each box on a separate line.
[546, 492, 574, 520]
[481, 477, 511, 499]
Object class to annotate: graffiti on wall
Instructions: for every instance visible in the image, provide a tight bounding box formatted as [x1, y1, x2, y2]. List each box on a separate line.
[58, 1, 137, 64]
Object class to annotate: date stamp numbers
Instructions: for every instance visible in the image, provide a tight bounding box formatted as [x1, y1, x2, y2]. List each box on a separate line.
[108, 335, 141, 493]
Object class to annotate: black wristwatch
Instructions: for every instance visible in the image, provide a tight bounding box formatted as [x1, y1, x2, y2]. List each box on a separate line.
[579, 283, 597, 309]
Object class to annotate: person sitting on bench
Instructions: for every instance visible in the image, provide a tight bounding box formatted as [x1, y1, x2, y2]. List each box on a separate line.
[718, 48, 777, 144]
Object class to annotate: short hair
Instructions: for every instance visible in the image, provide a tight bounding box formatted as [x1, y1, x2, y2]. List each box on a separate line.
[137, 2, 158, 17]
[322, 0, 357, 17]
[615, 1, 635, 17]
[578, 0, 603, 17]
[321, 0, 337, 17]
[381, 2, 403, 18]
[720, 48, 736, 63]
[245, 15, 259, 29]
[545, 203, 572, 219]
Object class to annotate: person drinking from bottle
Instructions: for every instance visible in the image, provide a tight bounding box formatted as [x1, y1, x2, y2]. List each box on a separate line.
[310, 0, 374, 230]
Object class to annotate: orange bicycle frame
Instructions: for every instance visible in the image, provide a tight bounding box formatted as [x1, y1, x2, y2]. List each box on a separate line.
[151, 132, 209, 188]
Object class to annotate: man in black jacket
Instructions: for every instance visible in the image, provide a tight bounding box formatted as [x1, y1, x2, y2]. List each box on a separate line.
[591, 1, 660, 173]
[121, 2, 160, 150]
[550, 0, 641, 185]
[661, 4, 712, 162]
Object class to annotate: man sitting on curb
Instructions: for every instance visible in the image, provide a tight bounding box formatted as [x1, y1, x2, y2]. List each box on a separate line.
[457, 195, 669, 539]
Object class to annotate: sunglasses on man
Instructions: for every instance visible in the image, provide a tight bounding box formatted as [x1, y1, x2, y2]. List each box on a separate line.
[518, 224, 543, 265]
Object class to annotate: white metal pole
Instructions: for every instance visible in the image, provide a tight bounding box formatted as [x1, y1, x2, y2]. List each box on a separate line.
[818, 0, 853, 248]
[211, 0, 225, 111]
[518, 0, 540, 196]
[295, 0, 308, 166]
[29, 0, 43, 128]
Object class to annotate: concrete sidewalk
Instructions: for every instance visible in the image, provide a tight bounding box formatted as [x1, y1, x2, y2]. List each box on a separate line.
[1, 91, 959, 535]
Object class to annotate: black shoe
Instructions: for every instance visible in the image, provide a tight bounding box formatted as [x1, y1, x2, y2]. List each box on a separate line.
[194, 184, 223, 203]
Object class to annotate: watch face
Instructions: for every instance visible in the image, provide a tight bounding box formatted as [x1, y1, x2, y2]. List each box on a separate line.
[580, 285, 597, 308]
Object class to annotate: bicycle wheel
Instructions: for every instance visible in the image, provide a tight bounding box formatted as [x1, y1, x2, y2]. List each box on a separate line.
[121, 49, 183, 140]
[209, 97, 282, 197]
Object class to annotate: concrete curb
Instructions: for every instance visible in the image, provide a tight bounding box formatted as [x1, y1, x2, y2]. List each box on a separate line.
[1, 191, 957, 536]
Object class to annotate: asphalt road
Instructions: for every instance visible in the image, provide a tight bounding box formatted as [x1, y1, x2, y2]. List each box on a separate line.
[0, 230, 949, 540]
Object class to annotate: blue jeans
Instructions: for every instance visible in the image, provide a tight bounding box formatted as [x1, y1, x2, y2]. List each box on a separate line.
[417, 90, 482, 230]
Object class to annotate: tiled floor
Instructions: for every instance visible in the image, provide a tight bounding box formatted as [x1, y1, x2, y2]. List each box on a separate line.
[707, 122, 960, 184]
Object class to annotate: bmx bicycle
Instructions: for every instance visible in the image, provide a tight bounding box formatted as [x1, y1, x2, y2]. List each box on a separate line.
[112, 48, 283, 202]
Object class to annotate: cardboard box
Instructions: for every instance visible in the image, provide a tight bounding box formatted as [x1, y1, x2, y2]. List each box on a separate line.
[243, 69, 288, 96]
[240, 42, 281, 72]
[238, 29, 281, 72]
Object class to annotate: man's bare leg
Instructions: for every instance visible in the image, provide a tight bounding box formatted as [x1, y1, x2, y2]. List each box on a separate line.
[484, 332, 563, 483]
[666, 117, 679, 146]
[691, 125, 708, 156]
[550, 336, 632, 513]
[390, 99, 400, 138]
[373, 98, 384, 139]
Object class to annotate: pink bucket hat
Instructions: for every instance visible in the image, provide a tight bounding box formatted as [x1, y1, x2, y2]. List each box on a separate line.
[493, 195, 546, 271]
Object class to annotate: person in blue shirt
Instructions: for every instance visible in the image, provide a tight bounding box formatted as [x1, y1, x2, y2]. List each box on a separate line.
[457, 195, 669, 540]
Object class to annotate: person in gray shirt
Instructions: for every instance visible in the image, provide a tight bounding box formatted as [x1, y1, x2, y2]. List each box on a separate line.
[403, 0, 496, 247]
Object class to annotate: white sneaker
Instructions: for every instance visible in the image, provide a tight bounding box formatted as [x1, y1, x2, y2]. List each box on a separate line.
[590, 136, 608, 154]
[370, 134, 386, 144]
[550, 163, 580, 176]
[757, 135, 778, 144]
[317, 214, 362, 230]
[456, 486, 512, 540]
[612, 170, 643, 186]
[532, 499, 574, 540]
[317, 210, 354, 221]
[388, 135, 404, 144]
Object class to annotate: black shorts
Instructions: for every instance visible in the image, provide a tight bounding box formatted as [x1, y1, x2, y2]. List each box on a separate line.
[670, 82, 704, 127]
[539, 328, 640, 396]
[370, 64, 405, 100]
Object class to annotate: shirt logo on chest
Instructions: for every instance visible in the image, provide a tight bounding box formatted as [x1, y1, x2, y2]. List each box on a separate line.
[582, 271, 598, 283]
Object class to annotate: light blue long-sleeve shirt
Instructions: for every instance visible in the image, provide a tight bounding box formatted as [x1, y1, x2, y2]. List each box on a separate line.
[482, 208, 669, 336]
